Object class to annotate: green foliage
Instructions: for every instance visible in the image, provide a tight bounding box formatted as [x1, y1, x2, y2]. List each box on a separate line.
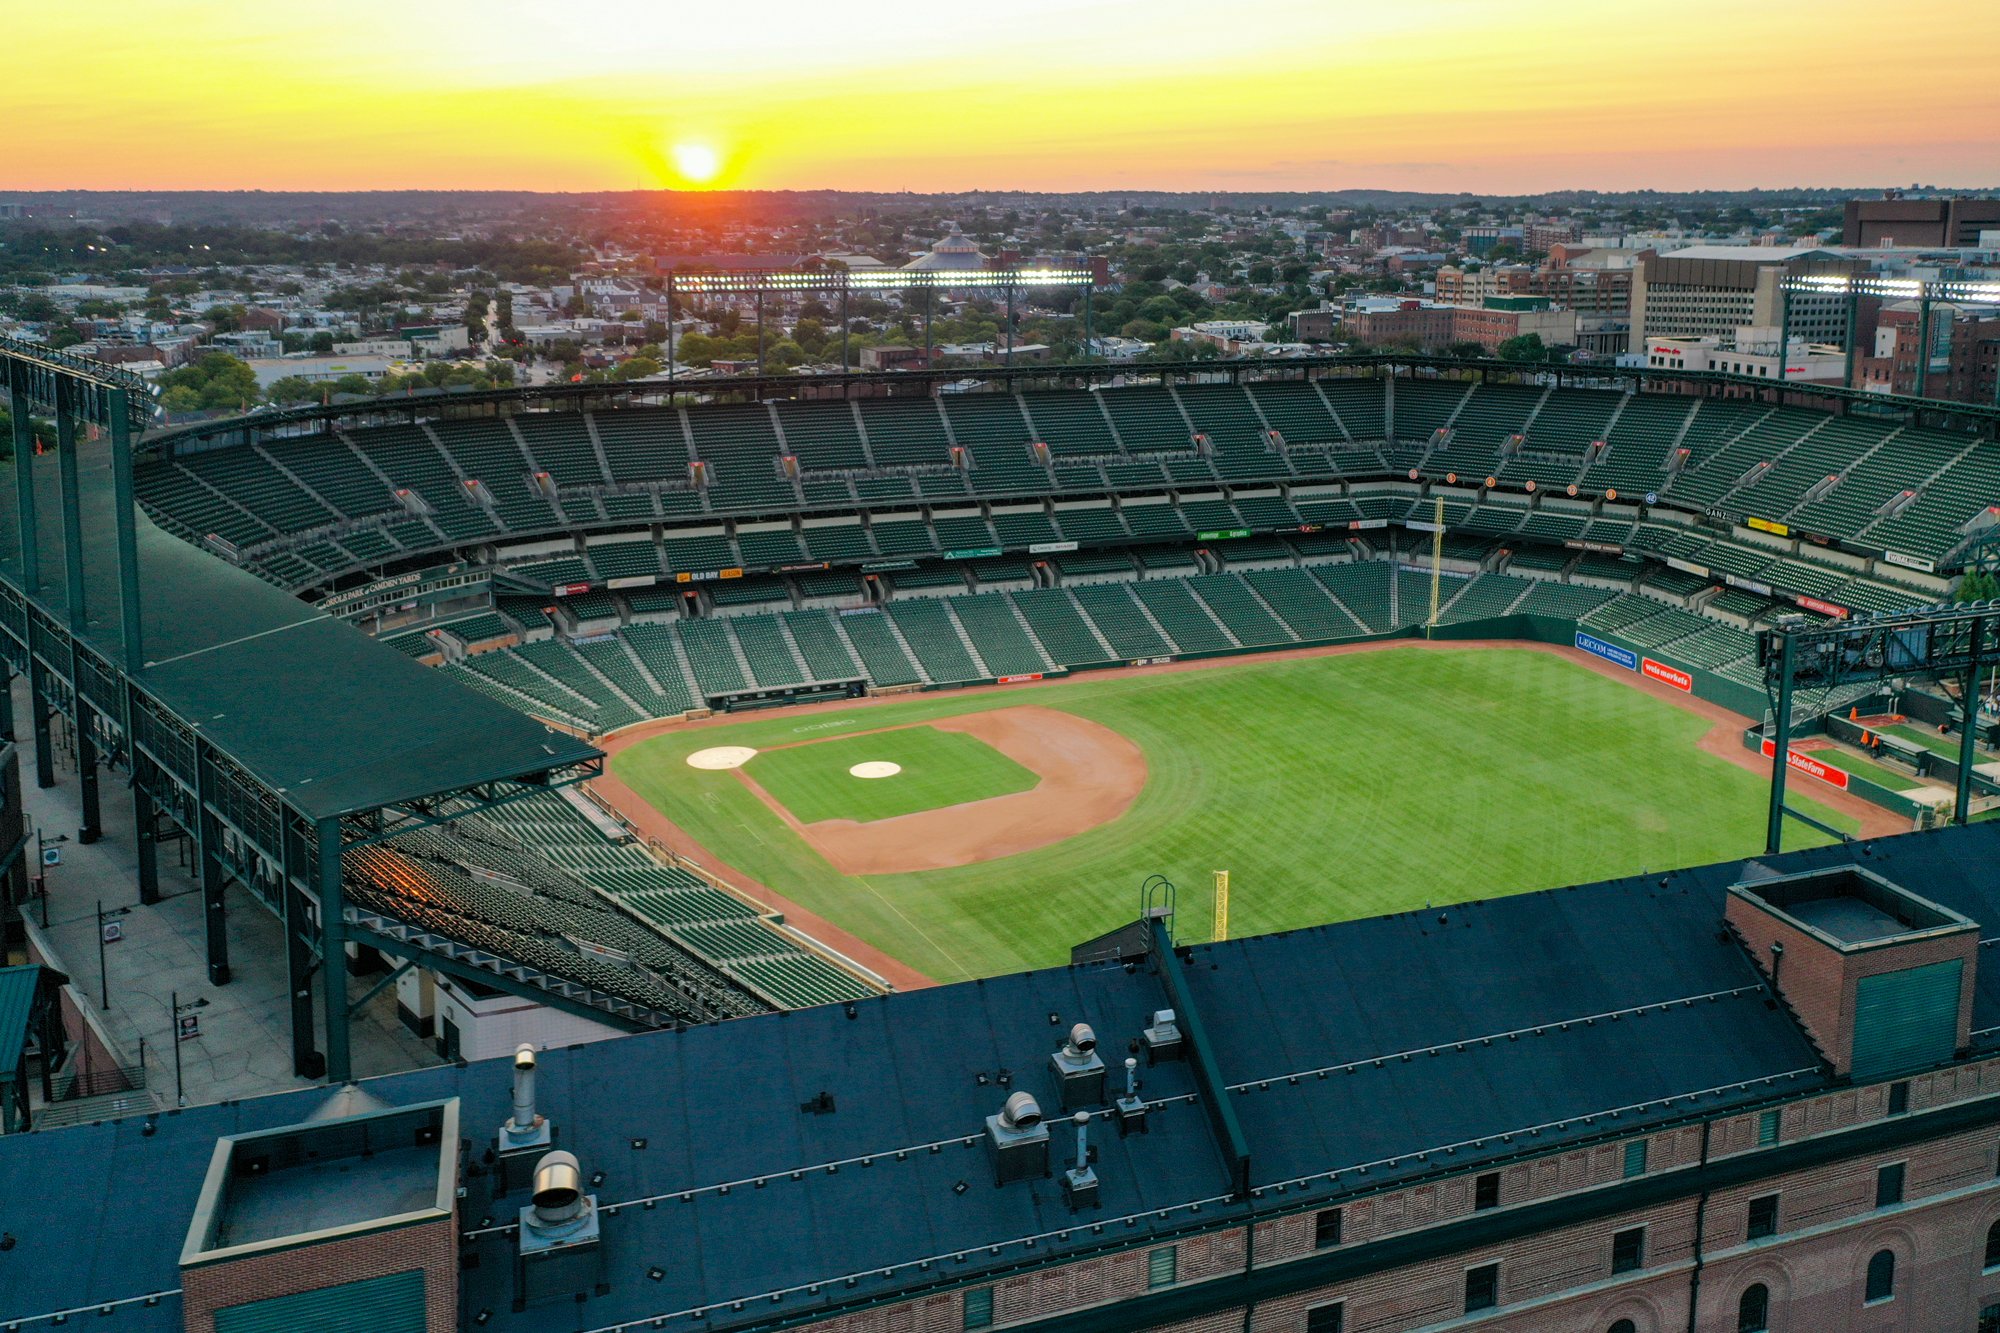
[1497, 332, 1549, 363]
[157, 352, 260, 411]
[1955, 570, 2000, 603]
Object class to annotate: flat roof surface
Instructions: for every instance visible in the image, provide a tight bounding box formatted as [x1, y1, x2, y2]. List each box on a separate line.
[30, 823, 2000, 1331]
[0, 441, 599, 821]
[1783, 895, 1910, 945]
[217, 1143, 439, 1249]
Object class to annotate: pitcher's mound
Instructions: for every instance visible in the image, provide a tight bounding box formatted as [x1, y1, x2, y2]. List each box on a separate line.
[687, 745, 757, 771]
[849, 761, 902, 779]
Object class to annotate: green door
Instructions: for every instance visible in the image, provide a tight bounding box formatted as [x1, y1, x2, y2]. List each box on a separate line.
[1851, 959, 1962, 1079]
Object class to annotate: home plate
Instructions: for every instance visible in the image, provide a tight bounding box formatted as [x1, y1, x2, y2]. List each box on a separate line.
[686, 746, 757, 771]
[849, 761, 902, 779]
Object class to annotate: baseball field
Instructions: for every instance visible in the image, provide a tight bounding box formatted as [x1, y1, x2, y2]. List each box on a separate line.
[605, 644, 1858, 984]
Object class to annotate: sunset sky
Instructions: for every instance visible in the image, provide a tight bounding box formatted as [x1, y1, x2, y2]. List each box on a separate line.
[10, 0, 1998, 194]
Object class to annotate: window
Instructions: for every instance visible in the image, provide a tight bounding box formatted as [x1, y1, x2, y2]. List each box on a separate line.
[1465, 1263, 1499, 1313]
[1887, 1080, 1909, 1116]
[1864, 1248, 1895, 1303]
[1306, 1302, 1344, 1333]
[1314, 1207, 1343, 1249]
[1474, 1172, 1500, 1211]
[962, 1288, 993, 1330]
[1747, 1193, 1779, 1240]
[1756, 1109, 1780, 1146]
[1980, 1302, 2000, 1333]
[1611, 1226, 1645, 1274]
[1608, 1322, 1637, 1333]
[1147, 1247, 1177, 1289]
[1737, 1283, 1770, 1332]
[1876, 1161, 1905, 1208]
[1623, 1140, 1649, 1178]
[1988, 1219, 2000, 1271]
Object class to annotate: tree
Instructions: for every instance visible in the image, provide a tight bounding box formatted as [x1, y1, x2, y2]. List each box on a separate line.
[612, 355, 662, 381]
[1956, 569, 2000, 603]
[157, 352, 261, 409]
[266, 376, 326, 405]
[1497, 333, 1548, 363]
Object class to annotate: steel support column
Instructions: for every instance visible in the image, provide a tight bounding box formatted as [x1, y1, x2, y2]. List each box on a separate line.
[1956, 618, 1985, 825]
[1764, 634, 1796, 855]
[318, 818, 351, 1083]
[6, 360, 40, 597]
[53, 387, 99, 841]
[924, 287, 934, 363]
[193, 744, 231, 985]
[73, 700, 99, 844]
[755, 289, 765, 377]
[0, 667, 11, 743]
[840, 285, 850, 374]
[1005, 284, 1015, 364]
[25, 656, 51, 789]
[106, 389, 143, 669]
[282, 820, 321, 1078]
[134, 781, 160, 906]
[1082, 285, 1092, 355]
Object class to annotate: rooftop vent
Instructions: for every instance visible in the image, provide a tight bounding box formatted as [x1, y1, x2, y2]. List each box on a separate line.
[1049, 1022, 1107, 1109]
[516, 1150, 607, 1309]
[497, 1044, 553, 1191]
[986, 1091, 1050, 1185]
[1114, 1056, 1148, 1137]
[1142, 1008, 1183, 1064]
[1061, 1112, 1099, 1210]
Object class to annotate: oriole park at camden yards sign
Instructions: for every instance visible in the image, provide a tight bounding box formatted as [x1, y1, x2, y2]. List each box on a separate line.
[1759, 738, 1852, 790]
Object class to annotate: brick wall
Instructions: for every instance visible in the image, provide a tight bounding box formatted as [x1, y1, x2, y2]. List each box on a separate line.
[1725, 890, 1978, 1075]
[788, 1061, 2000, 1333]
[180, 1214, 457, 1333]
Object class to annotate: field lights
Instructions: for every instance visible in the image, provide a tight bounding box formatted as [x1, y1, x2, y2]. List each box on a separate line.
[667, 268, 1096, 294]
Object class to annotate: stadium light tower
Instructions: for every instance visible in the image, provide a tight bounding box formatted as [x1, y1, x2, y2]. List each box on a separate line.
[662, 267, 1099, 377]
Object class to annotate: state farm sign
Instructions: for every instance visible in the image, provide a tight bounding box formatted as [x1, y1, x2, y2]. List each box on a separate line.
[1759, 738, 1851, 790]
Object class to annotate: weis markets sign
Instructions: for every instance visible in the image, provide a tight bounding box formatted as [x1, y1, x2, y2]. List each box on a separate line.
[1575, 631, 1638, 671]
[1642, 658, 1692, 692]
[1759, 738, 1851, 790]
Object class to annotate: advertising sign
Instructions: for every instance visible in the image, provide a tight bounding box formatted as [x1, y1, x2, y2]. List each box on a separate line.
[1642, 658, 1693, 692]
[1575, 631, 1638, 670]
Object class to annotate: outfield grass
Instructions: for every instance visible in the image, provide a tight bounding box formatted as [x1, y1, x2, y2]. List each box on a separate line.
[745, 726, 1038, 824]
[613, 647, 1855, 983]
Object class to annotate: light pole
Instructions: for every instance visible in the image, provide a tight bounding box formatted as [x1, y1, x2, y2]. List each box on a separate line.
[95, 900, 129, 1011]
[170, 992, 208, 1107]
[34, 828, 68, 929]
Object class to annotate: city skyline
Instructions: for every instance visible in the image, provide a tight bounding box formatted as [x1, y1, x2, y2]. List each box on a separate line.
[9, 0, 1998, 195]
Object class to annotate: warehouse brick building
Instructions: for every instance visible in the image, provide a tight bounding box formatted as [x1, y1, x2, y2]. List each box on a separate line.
[11, 826, 2000, 1333]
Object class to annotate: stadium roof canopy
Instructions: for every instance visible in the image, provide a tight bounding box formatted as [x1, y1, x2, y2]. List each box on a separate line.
[0, 437, 598, 822]
[13, 823, 2000, 1332]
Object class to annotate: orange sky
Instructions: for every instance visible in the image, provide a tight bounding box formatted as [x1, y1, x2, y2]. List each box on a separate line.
[7, 0, 1998, 194]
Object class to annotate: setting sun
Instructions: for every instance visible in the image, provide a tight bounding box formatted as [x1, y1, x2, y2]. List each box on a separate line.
[671, 142, 722, 185]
